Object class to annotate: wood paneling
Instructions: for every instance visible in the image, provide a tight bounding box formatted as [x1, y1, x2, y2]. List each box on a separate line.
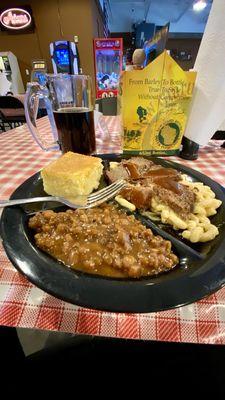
[0, 0, 104, 89]
[31, 0, 62, 73]
[91, 0, 105, 38]
[58, 0, 94, 78]
[0, 0, 41, 85]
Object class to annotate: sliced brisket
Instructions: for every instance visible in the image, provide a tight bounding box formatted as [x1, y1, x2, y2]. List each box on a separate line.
[106, 157, 195, 218]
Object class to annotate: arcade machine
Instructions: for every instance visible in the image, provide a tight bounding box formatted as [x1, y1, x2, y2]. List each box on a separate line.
[93, 38, 123, 98]
[0, 51, 24, 95]
[50, 40, 80, 74]
[31, 59, 47, 84]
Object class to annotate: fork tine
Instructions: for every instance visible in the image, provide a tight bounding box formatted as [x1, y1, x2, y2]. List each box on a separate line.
[85, 191, 121, 208]
[87, 180, 125, 201]
[87, 180, 125, 205]
[85, 182, 126, 208]
[88, 183, 125, 203]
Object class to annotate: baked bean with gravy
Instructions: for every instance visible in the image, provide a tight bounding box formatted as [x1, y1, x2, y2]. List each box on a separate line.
[29, 204, 178, 278]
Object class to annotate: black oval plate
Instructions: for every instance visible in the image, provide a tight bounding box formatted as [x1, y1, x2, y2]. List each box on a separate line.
[1, 155, 225, 313]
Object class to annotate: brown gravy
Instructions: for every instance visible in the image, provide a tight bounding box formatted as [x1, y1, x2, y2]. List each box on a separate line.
[29, 204, 178, 278]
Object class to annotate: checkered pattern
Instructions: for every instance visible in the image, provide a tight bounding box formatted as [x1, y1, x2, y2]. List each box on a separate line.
[0, 116, 225, 344]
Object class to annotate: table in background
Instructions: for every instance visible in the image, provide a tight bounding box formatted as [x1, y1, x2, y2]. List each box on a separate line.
[0, 116, 225, 344]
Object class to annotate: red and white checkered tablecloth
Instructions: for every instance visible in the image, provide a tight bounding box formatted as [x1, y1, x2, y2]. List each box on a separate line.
[1, 116, 225, 344]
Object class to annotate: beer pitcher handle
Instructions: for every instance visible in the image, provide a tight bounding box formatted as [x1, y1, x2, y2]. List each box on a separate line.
[24, 82, 59, 151]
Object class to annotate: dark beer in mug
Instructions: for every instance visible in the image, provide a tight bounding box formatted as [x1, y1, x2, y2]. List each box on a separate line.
[53, 107, 96, 155]
[25, 74, 96, 153]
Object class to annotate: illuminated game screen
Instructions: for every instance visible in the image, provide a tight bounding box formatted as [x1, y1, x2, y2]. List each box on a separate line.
[55, 49, 69, 66]
[33, 71, 46, 85]
[2, 56, 11, 72]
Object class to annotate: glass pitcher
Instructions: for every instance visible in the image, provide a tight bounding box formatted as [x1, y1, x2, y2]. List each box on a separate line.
[25, 74, 97, 155]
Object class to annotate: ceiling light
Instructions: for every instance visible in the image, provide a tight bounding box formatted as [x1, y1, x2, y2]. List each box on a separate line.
[193, 1, 207, 12]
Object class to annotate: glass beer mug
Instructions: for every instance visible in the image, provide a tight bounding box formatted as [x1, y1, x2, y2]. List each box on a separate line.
[25, 74, 96, 155]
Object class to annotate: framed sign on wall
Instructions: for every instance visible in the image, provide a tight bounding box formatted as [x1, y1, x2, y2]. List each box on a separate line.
[0, 5, 35, 33]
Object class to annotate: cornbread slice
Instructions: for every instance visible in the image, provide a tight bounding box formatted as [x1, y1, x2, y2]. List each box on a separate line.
[41, 152, 103, 198]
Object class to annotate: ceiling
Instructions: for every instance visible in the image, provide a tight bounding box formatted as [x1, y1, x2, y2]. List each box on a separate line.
[108, 0, 212, 33]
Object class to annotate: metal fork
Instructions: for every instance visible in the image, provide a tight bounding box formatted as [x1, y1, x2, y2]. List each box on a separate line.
[0, 180, 126, 209]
